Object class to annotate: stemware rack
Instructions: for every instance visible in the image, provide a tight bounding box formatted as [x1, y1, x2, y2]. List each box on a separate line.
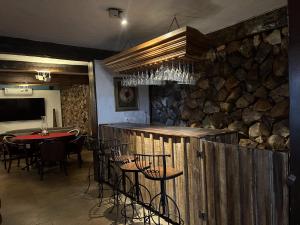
[103, 26, 213, 86]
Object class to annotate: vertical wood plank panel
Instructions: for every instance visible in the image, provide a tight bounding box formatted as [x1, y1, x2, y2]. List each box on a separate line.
[182, 137, 190, 225]
[255, 150, 273, 225]
[225, 144, 241, 225]
[188, 137, 204, 225]
[204, 141, 216, 225]
[200, 139, 208, 225]
[273, 152, 289, 225]
[239, 147, 255, 225]
[215, 142, 228, 225]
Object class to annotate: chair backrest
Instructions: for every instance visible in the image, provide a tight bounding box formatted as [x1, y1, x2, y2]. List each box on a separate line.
[1, 134, 15, 142]
[99, 138, 120, 154]
[2, 135, 24, 155]
[109, 143, 129, 163]
[85, 136, 99, 152]
[135, 153, 170, 179]
[68, 129, 80, 136]
[0, 134, 15, 150]
[39, 140, 66, 161]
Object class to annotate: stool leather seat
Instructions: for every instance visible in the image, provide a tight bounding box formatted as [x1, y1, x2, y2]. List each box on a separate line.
[120, 161, 149, 172]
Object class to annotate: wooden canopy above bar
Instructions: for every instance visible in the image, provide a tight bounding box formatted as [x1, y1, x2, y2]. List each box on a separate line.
[101, 123, 233, 138]
[103, 26, 213, 72]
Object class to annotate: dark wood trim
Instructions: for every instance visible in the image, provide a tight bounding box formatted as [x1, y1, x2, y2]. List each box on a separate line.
[0, 60, 88, 75]
[0, 72, 88, 85]
[0, 36, 116, 61]
[207, 7, 287, 46]
[88, 61, 98, 137]
[87, 61, 100, 182]
[288, 1, 300, 224]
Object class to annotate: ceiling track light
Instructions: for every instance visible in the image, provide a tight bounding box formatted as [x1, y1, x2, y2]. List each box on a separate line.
[107, 7, 128, 26]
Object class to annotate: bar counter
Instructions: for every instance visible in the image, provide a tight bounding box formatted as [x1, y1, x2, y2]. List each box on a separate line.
[99, 123, 238, 225]
[100, 123, 235, 138]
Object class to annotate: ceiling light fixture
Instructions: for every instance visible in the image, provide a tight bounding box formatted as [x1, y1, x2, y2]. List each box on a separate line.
[107, 7, 128, 26]
[35, 71, 51, 82]
[121, 18, 128, 26]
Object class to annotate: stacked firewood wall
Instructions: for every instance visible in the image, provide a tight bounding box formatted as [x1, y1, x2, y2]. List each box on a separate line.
[61, 84, 89, 134]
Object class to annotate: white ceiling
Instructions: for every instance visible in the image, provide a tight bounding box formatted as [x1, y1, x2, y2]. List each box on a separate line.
[0, 0, 287, 51]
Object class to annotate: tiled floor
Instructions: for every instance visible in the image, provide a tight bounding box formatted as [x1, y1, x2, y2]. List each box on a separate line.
[0, 151, 127, 225]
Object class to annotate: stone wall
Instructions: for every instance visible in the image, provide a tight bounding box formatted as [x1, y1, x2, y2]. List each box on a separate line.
[151, 14, 289, 150]
[61, 84, 89, 134]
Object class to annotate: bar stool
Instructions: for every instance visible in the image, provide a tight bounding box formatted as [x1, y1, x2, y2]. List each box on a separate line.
[120, 159, 152, 224]
[84, 137, 119, 202]
[135, 153, 184, 225]
[108, 143, 136, 217]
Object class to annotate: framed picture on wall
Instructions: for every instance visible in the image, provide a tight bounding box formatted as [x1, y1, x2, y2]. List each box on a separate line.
[114, 77, 139, 111]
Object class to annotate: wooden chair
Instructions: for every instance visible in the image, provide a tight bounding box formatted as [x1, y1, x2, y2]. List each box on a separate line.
[37, 140, 67, 180]
[2, 136, 28, 173]
[66, 135, 85, 168]
[0, 134, 15, 169]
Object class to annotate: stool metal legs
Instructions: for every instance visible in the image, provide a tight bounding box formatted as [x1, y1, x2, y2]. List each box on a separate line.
[122, 171, 152, 225]
[148, 180, 184, 225]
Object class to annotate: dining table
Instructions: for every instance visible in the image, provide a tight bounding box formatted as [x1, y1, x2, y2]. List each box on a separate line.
[11, 132, 76, 170]
[12, 132, 75, 143]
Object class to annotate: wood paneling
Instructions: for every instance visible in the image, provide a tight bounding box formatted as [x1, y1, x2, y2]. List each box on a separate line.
[0, 72, 88, 85]
[0, 36, 116, 61]
[101, 123, 235, 138]
[103, 26, 212, 72]
[100, 124, 237, 225]
[88, 61, 98, 137]
[100, 124, 289, 225]
[201, 140, 289, 225]
[0, 60, 88, 75]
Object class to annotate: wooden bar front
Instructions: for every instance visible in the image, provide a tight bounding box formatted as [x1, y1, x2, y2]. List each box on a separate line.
[99, 123, 289, 225]
[99, 123, 238, 225]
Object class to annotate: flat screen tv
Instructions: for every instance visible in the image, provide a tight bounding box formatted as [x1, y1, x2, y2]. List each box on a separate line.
[0, 98, 45, 122]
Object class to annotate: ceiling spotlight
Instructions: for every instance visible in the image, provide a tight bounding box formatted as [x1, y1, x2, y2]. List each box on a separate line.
[107, 7, 128, 26]
[121, 18, 128, 26]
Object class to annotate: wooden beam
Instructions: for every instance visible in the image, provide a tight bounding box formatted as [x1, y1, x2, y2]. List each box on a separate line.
[0, 72, 88, 85]
[288, 0, 300, 224]
[207, 7, 287, 46]
[88, 61, 100, 182]
[87, 61, 98, 137]
[0, 60, 88, 75]
[0, 36, 116, 61]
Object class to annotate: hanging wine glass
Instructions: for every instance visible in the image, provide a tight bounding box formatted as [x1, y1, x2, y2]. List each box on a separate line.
[164, 63, 171, 81]
[170, 61, 176, 81]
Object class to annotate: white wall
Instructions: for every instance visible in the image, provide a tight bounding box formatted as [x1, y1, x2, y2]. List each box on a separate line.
[94, 60, 150, 124]
[0, 90, 62, 133]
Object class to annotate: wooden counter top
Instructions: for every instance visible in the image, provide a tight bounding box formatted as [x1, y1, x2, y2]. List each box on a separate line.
[101, 123, 234, 138]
